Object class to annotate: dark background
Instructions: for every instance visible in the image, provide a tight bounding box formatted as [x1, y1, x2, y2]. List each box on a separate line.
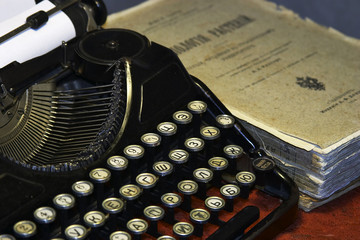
[102, 0, 360, 39]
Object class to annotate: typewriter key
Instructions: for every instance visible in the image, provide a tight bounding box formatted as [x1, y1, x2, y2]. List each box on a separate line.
[84, 211, 107, 240]
[127, 218, 148, 240]
[72, 180, 94, 216]
[124, 145, 145, 182]
[153, 161, 174, 194]
[252, 157, 276, 186]
[157, 122, 177, 155]
[190, 208, 210, 237]
[178, 180, 198, 211]
[215, 114, 235, 129]
[136, 172, 158, 201]
[89, 168, 111, 209]
[144, 205, 165, 236]
[173, 222, 194, 240]
[102, 197, 125, 231]
[33, 206, 56, 238]
[109, 231, 132, 240]
[0, 235, 16, 240]
[161, 192, 182, 224]
[173, 110, 193, 143]
[119, 184, 143, 219]
[223, 144, 244, 173]
[53, 193, 75, 235]
[169, 149, 190, 180]
[205, 196, 226, 225]
[193, 168, 213, 199]
[141, 133, 161, 171]
[184, 137, 205, 168]
[64, 224, 88, 240]
[83, 210, 106, 227]
[107, 155, 129, 194]
[13, 220, 37, 238]
[235, 171, 256, 198]
[157, 236, 175, 240]
[208, 157, 228, 187]
[220, 184, 241, 212]
[187, 100, 207, 136]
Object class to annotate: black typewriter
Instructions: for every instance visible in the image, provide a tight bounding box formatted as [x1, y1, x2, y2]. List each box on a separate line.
[0, 0, 299, 239]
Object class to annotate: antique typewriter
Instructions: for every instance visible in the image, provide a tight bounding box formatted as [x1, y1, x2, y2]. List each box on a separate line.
[0, 0, 299, 239]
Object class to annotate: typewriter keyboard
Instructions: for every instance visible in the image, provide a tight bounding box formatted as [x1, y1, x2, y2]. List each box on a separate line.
[1, 98, 298, 240]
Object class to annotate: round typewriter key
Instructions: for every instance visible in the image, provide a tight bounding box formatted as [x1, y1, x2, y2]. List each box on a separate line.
[144, 205, 165, 236]
[102, 197, 125, 232]
[173, 110, 193, 144]
[187, 100, 207, 114]
[141, 133, 162, 147]
[124, 145, 145, 159]
[200, 126, 220, 141]
[136, 172, 158, 189]
[153, 161, 174, 194]
[216, 114, 235, 129]
[184, 137, 205, 152]
[89, 168, 111, 183]
[252, 157, 276, 186]
[190, 208, 210, 237]
[119, 184, 142, 201]
[89, 168, 111, 209]
[107, 156, 129, 195]
[193, 168, 213, 199]
[33, 206, 56, 239]
[0, 234, 16, 240]
[223, 145, 244, 159]
[235, 171, 256, 198]
[157, 122, 177, 137]
[83, 211, 106, 228]
[252, 157, 276, 173]
[136, 172, 158, 202]
[173, 222, 194, 239]
[120, 184, 142, 220]
[208, 156, 228, 171]
[124, 145, 145, 182]
[109, 231, 132, 240]
[169, 149, 190, 180]
[178, 180, 198, 211]
[64, 224, 88, 240]
[173, 110, 193, 125]
[205, 196, 225, 224]
[72, 180, 94, 197]
[152, 161, 174, 177]
[141, 133, 161, 171]
[208, 157, 229, 187]
[53, 193, 76, 210]
[53, 193, 75, 235]
[157, 236, 175, 240]
[220, 184, 241, 212]
[169, 149, 189, 165]
[102, 197, 125, 214]
[127, 218, 148, 239]
[107, 155, 129, 171]
[34, 206, 56, 224]
[161, 192, 182, 224]
[72, 180, 93, 217]
[13, 220, 37, 238]
[224, 144, 244, 173]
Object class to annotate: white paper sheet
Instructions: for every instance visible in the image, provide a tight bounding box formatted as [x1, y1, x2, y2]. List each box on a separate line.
[0, 0, 36, 22]
[0, 0, 76, 68]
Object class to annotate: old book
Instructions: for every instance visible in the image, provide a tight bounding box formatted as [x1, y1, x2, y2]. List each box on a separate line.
[105, 0, 360, 211]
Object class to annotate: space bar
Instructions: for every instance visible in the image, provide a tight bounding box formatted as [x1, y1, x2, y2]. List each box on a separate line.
[207, 206, 260, 240]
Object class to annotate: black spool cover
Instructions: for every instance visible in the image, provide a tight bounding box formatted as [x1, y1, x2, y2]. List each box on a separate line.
[74, 28, 150, 82]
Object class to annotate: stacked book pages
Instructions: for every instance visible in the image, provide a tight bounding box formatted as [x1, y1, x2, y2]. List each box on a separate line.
[105, 0, 360, 211]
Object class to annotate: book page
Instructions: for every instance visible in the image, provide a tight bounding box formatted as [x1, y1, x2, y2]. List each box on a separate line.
[105, 0, 360, 152]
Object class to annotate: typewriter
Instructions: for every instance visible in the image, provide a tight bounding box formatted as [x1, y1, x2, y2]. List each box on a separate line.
[0, 0, 299, 239]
